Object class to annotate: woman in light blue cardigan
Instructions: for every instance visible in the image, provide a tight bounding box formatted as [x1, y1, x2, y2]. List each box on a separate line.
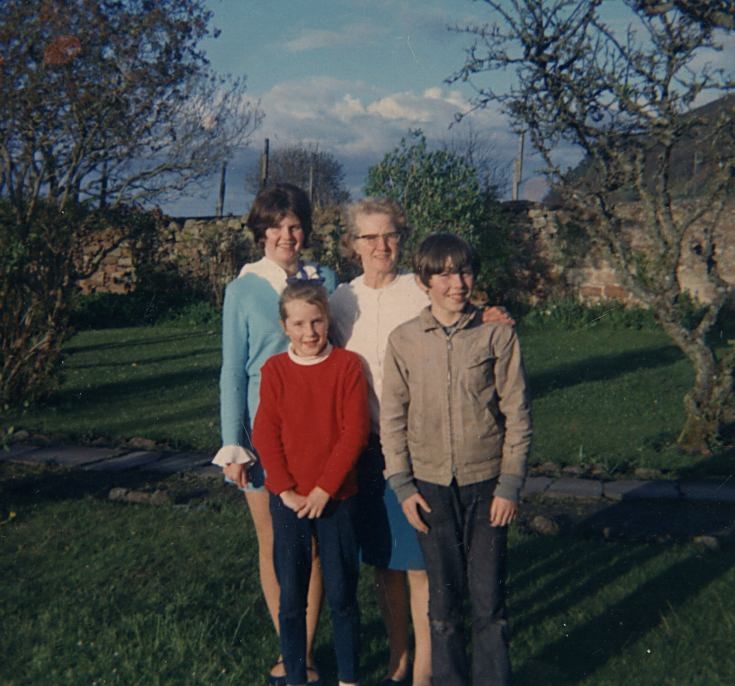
[213, 184, 336, 686]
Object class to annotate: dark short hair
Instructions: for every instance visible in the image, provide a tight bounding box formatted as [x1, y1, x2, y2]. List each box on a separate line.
[247, 183, 313, 246]
[339, 197, 411, 263]
[278, 280, 330, 322]
[413, 233, 480, 287]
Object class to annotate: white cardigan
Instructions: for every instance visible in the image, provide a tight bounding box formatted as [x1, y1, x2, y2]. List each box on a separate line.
[329, 272, 429, 433]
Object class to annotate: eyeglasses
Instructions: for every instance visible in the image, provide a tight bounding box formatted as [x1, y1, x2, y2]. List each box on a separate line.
[355, 231, 401, 246]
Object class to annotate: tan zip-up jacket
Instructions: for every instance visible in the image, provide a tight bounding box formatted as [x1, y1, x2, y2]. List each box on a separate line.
[380, 306, 532, 503]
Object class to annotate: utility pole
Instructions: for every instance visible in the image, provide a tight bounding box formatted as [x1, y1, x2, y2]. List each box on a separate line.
[308, 163, 314, 206]
[512, 130, 525, 201]
[260, 138, 270, 188]
[308, 143, 318, 207]
[216, 160, 227, 218]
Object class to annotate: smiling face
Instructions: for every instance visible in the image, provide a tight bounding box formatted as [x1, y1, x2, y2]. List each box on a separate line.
[281, 298, 329, 357]
[422, 259, 475, 326]
[352, 212, 401, 279]
[263, 211, 305, 272]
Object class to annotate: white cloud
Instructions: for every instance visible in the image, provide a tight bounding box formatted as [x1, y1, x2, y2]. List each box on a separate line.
[284, 28, 352, 52]
[251, 77, 522, 198]
[161, 75, 548, 214]
[284, 21, 386, 52]
[334, 94, 367, 119]
[367, 92, 435, 122]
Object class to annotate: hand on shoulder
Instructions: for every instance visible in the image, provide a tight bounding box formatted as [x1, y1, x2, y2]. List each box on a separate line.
[482, 305, 515, 326]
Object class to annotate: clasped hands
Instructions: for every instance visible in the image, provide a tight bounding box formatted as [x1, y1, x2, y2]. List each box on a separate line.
[281, 486, 330, 519]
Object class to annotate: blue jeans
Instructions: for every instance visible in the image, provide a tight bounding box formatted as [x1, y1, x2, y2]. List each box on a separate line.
[270, 494, 361, 684]
[416, 478, 511, 686]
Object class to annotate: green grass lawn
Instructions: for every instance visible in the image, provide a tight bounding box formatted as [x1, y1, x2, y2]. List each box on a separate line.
[3, 316, 716, 474]
[6, 325, 222, 452]
[1, 463, 733, 685]
[2, 315, 733, 684]
[521, 324, 695, 473]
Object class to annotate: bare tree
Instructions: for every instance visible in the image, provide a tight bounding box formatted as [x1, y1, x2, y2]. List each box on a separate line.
[442, 120, 511, 197]
[246, 143, 349, 207]
[637, 0, 735, 29]
[0, 0, 262, 221]
[450, 0, 735, 454]
[0, 0, 262, 405]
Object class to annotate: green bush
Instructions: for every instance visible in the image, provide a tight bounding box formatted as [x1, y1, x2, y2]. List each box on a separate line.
[70, 291, 220, 330]
[1, 200, 157, 406]
[520, 298, 656, 330]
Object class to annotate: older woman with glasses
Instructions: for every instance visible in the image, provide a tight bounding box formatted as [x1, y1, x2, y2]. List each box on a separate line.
[330, 198, 511, 686]
[213, 183, 336, 686]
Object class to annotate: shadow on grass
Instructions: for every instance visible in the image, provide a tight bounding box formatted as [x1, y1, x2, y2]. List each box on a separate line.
[64, 330, 209, 355]
[529, 345, 684, 398]
[96, 401, 219, 437]
[513, 542, 655, 633]
[512, 534, 734, 684]
[0, 464, 171, 508]
[677, 443, 735, 481]
[49, 365, 219, 410]
[68, 344, 219, 370]
[574, 499, 735, 541]
[508, 492, 735, 685]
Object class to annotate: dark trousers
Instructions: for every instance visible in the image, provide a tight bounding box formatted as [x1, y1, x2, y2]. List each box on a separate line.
[270, 494, 360, 684]
[416, 478, 511, 686]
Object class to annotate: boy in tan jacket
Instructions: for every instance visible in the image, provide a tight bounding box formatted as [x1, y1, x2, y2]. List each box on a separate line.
[381, 233, 532, 686]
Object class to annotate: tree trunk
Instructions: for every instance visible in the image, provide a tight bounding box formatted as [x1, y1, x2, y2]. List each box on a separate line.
[678, 379, 721, 455]
[659, 317, 734, 454]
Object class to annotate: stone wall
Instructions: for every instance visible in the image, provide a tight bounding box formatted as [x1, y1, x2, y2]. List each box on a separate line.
[525, 200, 735, 305]
[77, 215, 254, 305]
[78, 201, 735, 307]
[76, 227, 139, 294]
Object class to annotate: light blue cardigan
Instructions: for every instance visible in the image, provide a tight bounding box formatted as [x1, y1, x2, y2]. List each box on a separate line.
[218, 259, 338, 459]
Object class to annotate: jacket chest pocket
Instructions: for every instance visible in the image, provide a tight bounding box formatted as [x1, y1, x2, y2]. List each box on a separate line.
[463, 354, 495, 395]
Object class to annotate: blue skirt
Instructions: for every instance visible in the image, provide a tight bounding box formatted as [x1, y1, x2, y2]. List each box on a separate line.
[355, 435, 425, 571]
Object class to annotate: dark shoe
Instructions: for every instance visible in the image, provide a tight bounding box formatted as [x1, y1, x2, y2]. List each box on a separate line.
[268, 662, 320, 685]
[268, 660, 287, 686]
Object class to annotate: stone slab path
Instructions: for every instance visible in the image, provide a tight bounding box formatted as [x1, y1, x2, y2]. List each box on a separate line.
[4, 442, 735, 504]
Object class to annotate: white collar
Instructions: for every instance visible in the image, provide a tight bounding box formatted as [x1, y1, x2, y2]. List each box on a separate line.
[239, 257, 321, 294]
[287, 343, 334, 366]
[353, 270, 410, 293]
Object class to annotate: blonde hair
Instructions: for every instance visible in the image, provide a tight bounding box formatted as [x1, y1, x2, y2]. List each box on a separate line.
[278, 280, 330, 322]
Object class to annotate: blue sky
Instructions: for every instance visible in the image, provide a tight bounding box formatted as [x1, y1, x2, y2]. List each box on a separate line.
[166, 0, 527, 215]
[164, 0, 735, 217]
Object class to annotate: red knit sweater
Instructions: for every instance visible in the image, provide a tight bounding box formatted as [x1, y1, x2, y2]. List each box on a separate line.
[253, 347, 370, 499]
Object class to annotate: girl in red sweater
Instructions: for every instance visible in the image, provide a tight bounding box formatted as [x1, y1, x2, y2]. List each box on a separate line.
[253, 280, 370, 686]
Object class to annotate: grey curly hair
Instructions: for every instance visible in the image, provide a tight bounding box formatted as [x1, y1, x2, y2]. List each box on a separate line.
[339, 197, 412, 263]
